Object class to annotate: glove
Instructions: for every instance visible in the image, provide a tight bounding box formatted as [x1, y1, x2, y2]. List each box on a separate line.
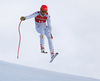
[51, 34, 53, 39]
[20, 16, 26, 21]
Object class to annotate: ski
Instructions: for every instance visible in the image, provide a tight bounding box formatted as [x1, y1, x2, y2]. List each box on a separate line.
[41, 51, 48, 54]
[50, 53, 58, 63]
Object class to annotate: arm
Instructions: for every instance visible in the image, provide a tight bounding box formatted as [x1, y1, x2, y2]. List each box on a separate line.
[20, 12, 38, 21]
[25, 12, 38, 20]
[47, 14, 52, 34]
[47, 14, 53, 39]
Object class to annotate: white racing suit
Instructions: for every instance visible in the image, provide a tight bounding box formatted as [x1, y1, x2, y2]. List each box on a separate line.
[25, 11, 54, 55]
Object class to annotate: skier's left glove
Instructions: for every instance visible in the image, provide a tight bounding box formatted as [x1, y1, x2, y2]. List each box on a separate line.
[51, 34, 53, 39]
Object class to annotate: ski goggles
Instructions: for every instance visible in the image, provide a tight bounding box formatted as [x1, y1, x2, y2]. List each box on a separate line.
[41, 10, 47, 14]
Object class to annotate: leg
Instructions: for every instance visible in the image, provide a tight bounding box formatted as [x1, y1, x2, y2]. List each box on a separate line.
[40, 29, 45, 52]
[35, 25, 45, 52]
[45, 29, 54, 57]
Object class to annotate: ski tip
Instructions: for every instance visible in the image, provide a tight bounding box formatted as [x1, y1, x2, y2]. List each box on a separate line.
[56, 53, 58, 54]
[55, 52, 58, 55]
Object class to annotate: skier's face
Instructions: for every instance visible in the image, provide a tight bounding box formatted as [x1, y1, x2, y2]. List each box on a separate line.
[41, 10, 47, 16]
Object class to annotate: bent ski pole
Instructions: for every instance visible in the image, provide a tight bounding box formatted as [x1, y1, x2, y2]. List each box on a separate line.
[17, 21, 22, 59]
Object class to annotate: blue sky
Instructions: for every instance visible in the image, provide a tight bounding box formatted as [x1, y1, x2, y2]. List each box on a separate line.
[0, 0, 100, 79]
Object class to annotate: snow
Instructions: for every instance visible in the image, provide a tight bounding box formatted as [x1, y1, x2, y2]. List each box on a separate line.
[0, 61, 100, 81]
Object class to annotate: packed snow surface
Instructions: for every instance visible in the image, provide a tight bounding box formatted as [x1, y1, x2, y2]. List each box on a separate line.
[0, 61, 100, 81]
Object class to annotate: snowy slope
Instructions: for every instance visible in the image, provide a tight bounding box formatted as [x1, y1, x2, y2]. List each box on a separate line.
[0, 61, 100, 81]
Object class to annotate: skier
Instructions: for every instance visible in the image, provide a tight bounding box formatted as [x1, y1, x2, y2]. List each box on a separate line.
[20, 5, 57, 59]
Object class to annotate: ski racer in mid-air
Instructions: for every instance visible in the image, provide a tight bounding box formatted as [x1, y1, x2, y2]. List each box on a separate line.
[20, 5, 58, 60]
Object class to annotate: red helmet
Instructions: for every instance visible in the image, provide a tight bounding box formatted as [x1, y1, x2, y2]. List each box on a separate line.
[40, 5, 48, 11]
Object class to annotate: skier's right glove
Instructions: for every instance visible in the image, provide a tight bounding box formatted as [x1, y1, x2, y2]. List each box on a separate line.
[20, 16, 26, 21]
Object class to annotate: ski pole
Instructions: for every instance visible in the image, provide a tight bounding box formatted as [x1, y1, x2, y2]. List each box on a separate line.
[17, 21, 22, 59]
